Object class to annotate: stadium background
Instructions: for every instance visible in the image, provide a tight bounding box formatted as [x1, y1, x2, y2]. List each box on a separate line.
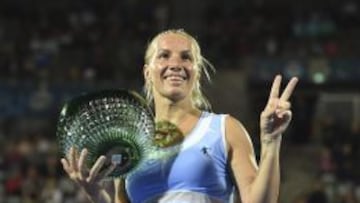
[0, 0, 359, 202]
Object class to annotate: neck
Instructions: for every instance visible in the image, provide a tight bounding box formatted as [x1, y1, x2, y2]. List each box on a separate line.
[154, 96, 201, 125]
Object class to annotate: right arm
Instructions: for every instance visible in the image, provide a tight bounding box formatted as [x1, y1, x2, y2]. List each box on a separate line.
[60, 147, 129, 203]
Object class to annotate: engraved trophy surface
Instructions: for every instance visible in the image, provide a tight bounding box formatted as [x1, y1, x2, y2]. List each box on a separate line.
[56, 90, 155, 178]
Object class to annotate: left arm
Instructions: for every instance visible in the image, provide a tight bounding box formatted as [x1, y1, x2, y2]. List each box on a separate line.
[227, 75, 298, 203]
[226, 116, 280, 203]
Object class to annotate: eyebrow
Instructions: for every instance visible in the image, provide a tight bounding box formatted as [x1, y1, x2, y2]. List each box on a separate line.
[158, 49, 192, 54]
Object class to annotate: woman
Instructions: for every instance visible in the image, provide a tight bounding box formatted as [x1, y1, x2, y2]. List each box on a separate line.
[61, 29, 298, 203]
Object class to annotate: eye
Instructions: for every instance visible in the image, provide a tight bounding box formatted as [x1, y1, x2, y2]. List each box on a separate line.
[158, 52, 169, 59]
[181, 53, 193, 61]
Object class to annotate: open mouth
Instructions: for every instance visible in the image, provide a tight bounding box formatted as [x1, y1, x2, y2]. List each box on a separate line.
[164, 75, 187, 80]
[161, 66, 190, 81]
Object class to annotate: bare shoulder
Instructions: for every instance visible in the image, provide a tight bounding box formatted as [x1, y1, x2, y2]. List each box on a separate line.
[224, 115, 254, 152]
[224, 114, 258, 176]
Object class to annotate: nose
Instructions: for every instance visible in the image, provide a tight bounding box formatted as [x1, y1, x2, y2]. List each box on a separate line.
[168, 55, 183, 71]
[169, 65, 182, 71]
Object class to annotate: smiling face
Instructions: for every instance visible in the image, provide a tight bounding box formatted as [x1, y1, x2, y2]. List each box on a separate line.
[143, 29, 213, 110]
[144, 33, 198, 103]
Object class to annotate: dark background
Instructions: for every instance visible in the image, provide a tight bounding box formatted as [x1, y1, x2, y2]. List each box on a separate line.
[0, 0, 359, 202]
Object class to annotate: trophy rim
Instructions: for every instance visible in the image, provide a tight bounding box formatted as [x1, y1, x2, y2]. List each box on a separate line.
[58, 89, 153, 119]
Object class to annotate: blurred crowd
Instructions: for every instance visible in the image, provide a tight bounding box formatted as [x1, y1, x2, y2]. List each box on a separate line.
[0, 0, 359, 202]
[309, 119, 360, 203]
[0, 0, 360, 82]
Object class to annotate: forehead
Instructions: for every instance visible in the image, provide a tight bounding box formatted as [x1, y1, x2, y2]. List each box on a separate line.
[156, 33, 192, 51]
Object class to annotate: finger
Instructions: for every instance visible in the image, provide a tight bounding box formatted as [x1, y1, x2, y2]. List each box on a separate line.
[276, 109, 292, 119]
[67, 147, 75, 170]
[69, 147, 79, 172]
[271, 110, 292, 136]
[61, 158, 72, 174]
[279, 110, 292, 119]
[263, 98, 279, 116]
[98, 163, 117, 180]
[78, 148, 88, 179]
[268, 75, 282, 100]
[280, 77, 298, 101]
[87, 155, 107, 182]
[114, 178, 125, 188]
[278, 101, 291, 110]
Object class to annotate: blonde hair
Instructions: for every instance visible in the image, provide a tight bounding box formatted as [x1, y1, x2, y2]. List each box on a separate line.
[143, 29, 214, 110]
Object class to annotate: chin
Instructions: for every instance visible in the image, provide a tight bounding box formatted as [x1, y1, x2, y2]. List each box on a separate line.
[165, 88, 187, 101]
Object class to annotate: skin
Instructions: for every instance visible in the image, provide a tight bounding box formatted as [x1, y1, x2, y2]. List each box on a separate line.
[61, 32, 298, 203]
[144, 33, 202, 134]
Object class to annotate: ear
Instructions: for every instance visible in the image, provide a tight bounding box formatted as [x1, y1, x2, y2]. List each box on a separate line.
[143, 64, 151, 82]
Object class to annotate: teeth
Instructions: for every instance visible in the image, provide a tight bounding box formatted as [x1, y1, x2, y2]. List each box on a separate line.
[165, 75, 185, 80]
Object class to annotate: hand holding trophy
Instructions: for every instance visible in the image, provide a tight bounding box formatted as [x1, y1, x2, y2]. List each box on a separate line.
[57, 90, 155, 180]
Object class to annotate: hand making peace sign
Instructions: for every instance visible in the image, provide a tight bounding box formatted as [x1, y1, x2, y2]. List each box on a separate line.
[260, 75, 299, 143]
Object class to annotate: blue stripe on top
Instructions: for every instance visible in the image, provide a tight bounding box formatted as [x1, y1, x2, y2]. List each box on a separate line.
[126, 112, 234, 203]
